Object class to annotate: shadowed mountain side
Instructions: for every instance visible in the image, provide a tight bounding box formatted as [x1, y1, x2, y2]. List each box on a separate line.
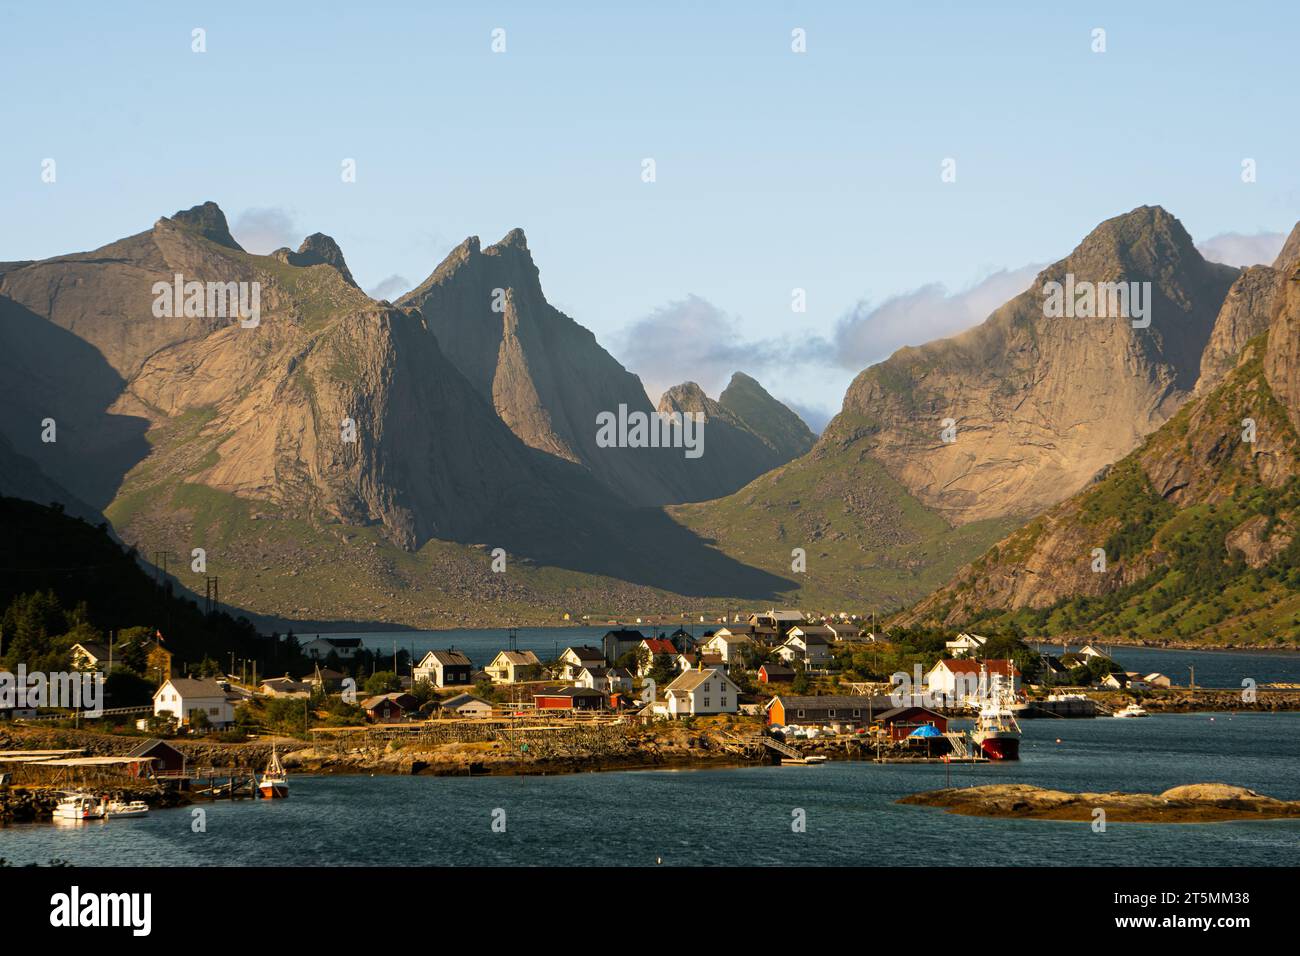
[473, 449, 795, 597]
[0, 295, 151, 509]
[0, 433, 102, 523]
[399, 232, 804, 506]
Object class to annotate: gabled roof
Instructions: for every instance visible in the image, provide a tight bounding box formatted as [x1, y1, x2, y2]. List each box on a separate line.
[786, 631, 831, 646]
[71, 641, 114, 661]
[603, 628, 645, 641]
[442, 693, 491, 709]
[665, 667, 733, 693]
[124, 738, 183, 758]
[422, 650, 472, 667]
[562, 646, 605, 662]
[156, 678, 231, 699]
[930, 659, 1020, 677]
[492, 650, 541, 666]
[707, 632, 750, 644]
[360, 692, 418, 709]
[641, 638, 677, 655]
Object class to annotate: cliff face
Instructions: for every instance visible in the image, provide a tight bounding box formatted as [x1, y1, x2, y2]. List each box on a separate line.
[1196, 265, 1283, 393]
[838, 206, 1238, 525]
[398, 233, 804, 505]
[899, 257, 1300, 644]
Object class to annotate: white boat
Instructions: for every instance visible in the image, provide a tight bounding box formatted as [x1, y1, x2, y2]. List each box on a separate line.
[1113, 702, 1150, 718]
[54, 793, 105, 820]
[258, 742, 289, 799]
[105, 799, 150, 818]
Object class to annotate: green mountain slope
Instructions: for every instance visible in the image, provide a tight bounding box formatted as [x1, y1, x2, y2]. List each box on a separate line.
[899, 266, 1300, 646]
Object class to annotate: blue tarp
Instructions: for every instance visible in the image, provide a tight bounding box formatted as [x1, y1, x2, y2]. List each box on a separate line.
[908, 724, 942, 738]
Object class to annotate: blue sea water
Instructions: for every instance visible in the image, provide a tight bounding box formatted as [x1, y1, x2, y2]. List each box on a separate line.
[4, 712, 1298, 866]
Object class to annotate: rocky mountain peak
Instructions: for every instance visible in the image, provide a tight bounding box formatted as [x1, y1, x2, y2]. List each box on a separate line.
[288, 232, 358, 287]
[162, 201, 243, 251]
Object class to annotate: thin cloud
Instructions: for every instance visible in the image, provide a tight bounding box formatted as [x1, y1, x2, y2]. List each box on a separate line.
[366, 274, 410, 301]
[615, 295, 818, 403]
[827, 265, 1041, 370]
[231, 207, 299, 255]
[1196, 231, 1286, 268]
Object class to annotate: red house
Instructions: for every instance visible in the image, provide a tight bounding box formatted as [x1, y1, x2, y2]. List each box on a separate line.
[361, 693, 418, 722]
[533, 686, 606, 711]
[758, 663, 795, 684]
[875, 706, 948, 741]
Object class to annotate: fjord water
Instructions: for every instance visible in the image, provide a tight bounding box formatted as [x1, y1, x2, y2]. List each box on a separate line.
[328, 627, 1300, 689]
[4, 712, 1298, 866]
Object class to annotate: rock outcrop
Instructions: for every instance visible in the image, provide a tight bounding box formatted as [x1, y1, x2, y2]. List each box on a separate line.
[899, 783, 1300, 822]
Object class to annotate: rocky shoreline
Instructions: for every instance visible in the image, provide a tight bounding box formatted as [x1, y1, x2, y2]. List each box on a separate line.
[899, 783, 1300, 823]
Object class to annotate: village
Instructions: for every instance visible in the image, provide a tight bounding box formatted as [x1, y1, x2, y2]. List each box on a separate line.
[7, 606, 1283, 822]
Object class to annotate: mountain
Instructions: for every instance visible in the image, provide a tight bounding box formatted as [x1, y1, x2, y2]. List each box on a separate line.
[840, 206, 1238, 525]
[0, 203, 791, 627]
[898, 242, 1300, 646]
[671, 206, 1239, 611]
[397, 233, 798, 505]
[717, 372, 817, 458]
[1196, 265, 1283, 393]
[653, 381, 788, 501]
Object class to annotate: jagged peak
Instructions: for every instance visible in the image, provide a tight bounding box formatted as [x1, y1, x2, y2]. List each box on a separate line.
[1068, 204, 1198, 268]
[161, 201, 243, 251]
[486, 227, 530, 256]
[292, 232, 358, 287]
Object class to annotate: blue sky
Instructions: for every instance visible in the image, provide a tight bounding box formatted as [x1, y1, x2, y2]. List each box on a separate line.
[3, 1, 1297, 425]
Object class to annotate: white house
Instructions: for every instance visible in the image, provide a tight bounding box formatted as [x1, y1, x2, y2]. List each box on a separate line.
[558, 646, 605, 679]
[300, 637, 362, 661]
[439, 693, 494, 718]
[1144, 672, 1172, 688]
[944, 633, 988, 658]
[926, 659, 1020, 706]
[414, 650, 473, 687]
[1079, 644, 1113, 662]
[575, 665, 634, 695]
[153, 678, 238, 728]
[663, 667, 740, 717]
[701, 632, 751, 665]
[780, 628, 833, 666]
[485, 650, 542, 684]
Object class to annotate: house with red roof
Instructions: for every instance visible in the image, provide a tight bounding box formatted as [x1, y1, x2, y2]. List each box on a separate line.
[637, 638, 679, 675]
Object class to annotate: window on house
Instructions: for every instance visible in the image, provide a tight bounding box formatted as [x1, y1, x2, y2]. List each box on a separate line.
[797, 709, 805, 718]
